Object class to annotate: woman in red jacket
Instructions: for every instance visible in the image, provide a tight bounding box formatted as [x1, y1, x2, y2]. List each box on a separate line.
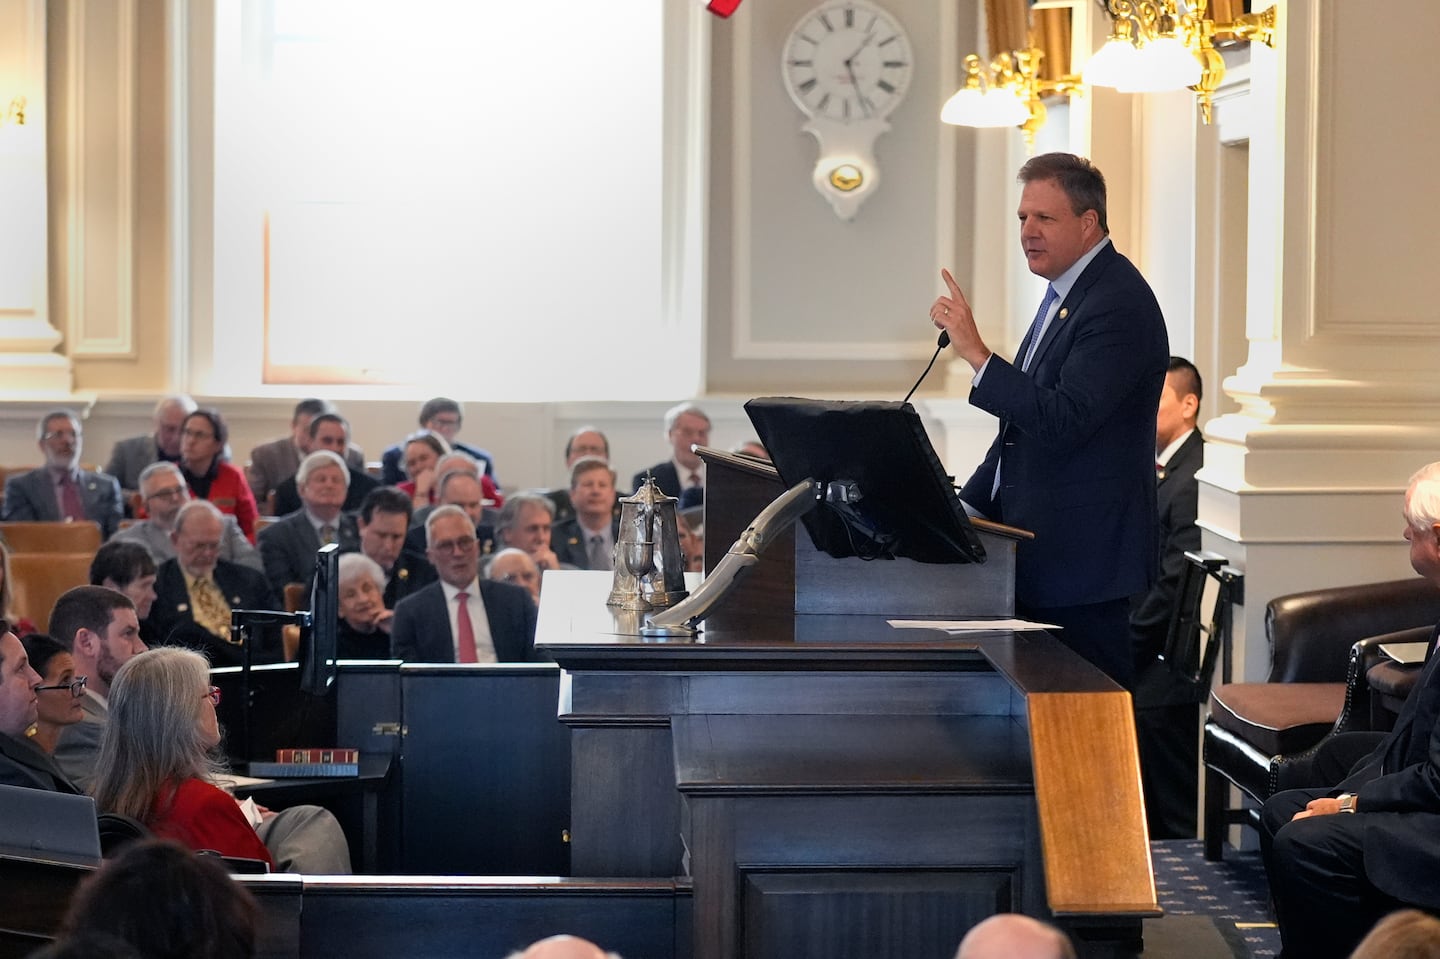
[180, 409, 258, 542]
[90, 647, 274, 867]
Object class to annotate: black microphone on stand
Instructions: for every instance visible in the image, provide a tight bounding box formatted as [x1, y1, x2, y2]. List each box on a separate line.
[903, 328, 951, 405]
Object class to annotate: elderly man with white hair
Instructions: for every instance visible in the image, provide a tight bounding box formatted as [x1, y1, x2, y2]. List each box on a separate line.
[335, 552, 393, 659]
[105, 393, 197, 496]
[486, 547, 541, 602]
[258, 450, 353, 599]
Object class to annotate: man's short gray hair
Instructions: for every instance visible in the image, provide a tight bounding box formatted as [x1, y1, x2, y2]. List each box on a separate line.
[173, 498, 224, 535]
[424, 504, 474, 548]
[495, 492, 556, 533]
[297, 449, 350, 488]
[154, 394, 197, 417]
[663, 402, 709, 434]
[138, 461, 184, 489]
[1405, 462, 1440, 531]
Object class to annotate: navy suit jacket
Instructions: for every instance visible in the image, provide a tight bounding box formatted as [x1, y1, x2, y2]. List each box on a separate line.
[2, 467, 123, 538]
[1129, 430, 1204, 656]
[551, 517, 621, 571]
[149, 558, 279, 665]
[258, 511, 334, 597]
[271, 467, 379, 518]
[632, 461, 681, 498]
[960, 242, 1168, 610]
[389, 580, 538, 663]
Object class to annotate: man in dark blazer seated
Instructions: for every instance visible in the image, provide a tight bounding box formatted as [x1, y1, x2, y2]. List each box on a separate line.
[3, 409, 123, 539]
[551, 458, 621, 571]
[149, 500, 278, 666]
[1259, 461, 1440, 958]
[271, 413, 378, 516]
[0, 627, 80, 792]
[390, 505, 537, 663]
[260, 450, 356, 599]
[630, 402, 710, 505]
[343, 486, 436, 609]
[932, 152, 1168, 689]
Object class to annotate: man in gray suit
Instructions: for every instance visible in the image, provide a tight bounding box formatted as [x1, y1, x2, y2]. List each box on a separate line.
[2, 410, 123, 539]
[50, 586, 147, 790]
[246, 398, 365, 504]
[104, 394, 196, 496]
[113, 462, 262, 573]
[258, 450, 353, 598]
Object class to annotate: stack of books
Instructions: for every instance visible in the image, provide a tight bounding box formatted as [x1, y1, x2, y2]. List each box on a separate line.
[248, 748, 361, 778]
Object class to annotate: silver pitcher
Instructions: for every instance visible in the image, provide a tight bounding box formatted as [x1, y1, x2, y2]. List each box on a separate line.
[607, 474, 690, 611]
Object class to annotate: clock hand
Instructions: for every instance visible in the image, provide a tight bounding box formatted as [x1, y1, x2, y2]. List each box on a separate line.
[843, 34, 876, 117]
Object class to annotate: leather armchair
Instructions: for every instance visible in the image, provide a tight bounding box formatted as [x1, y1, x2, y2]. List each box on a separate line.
[1202, 577, 1440, 859]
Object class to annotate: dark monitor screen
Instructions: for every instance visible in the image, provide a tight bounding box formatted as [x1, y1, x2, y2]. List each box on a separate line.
[299, 543, 341, 696]
[744, 397, 984, 565]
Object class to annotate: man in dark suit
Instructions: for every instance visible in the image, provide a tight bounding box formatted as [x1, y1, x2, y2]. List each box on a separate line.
[259, 450, 355, 598]
[380, 397, 500, 488]
[343, 486, 436, 609]
[104, 394, 195, 499]
[545, 427, 609, 523]
[148, 500, 277, 666]
[551, 458, 621, 571]
[390, 505, 537, 663]
[271, 412, 378, 516]
[2, 409, 123, 539]
[631, 403, 709, 503]
[933, 153, 1169, 689]
[1131, 357, 1205, 840]
[1260, 461, 1440, 959]
[0, 627, 80, 792]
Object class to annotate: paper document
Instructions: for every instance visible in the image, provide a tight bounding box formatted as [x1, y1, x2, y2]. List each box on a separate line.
[888, 619, 1060, 633]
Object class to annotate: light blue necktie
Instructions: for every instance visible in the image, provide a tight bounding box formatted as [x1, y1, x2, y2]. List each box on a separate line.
[1020, 284, 1059, 372]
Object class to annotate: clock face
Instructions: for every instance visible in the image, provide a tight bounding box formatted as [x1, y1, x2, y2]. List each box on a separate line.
[782, 1, 913, 123]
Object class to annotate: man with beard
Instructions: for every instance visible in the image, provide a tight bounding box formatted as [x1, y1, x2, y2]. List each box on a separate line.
[2, 409, 123, 538]
[51, 586, 147, 790]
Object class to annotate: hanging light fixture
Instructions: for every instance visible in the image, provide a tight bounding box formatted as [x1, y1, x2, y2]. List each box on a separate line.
[941, 49, 1082, 150]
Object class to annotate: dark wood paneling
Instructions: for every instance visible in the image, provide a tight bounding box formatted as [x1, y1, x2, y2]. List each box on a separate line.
[742, 870, 1012, 959]
[569, 726, 684, 877]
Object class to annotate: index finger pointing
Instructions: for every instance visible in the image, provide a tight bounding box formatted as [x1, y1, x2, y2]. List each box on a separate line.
[941, 268, 963, 298]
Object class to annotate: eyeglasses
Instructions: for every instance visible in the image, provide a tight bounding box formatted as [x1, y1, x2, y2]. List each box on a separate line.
[42, 430, 80, 441]
[204, 685, 222, 706]
[34, 676, 88, 698]
[145, 485, 187, 502]
[182, 429, 216, 440]
[431, 536, 478, 555]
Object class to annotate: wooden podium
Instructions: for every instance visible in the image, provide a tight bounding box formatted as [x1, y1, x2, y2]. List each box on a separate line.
[537, 451, 1155, 959]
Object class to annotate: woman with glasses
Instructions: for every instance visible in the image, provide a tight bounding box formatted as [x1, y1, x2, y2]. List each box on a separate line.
[179, 409, 259, 542]
[20, 633, 86, 754]
[91, 647, 274, 866]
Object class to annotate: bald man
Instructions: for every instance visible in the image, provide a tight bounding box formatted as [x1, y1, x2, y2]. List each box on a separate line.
[505, 934, 621, 959]
[955, 914, 1076, 959]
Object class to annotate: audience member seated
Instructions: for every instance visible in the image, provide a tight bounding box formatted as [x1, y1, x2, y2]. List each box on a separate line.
[631, 401, 711, 507]
[344, 486, 435, 608]
[92, 646, 351, 873]
[1349, 909, 1440, 959]
[51, 586, 147, 790]
[245, 398, 364, 504]
[1131, 356, 1205, 840]
[954, 914, 1076, 959]
[42, 838, 260, 959]
[1261, 461, 1440, 959]
[2, 409, 122, 538]
[678, 506, 705, 573]
[395, 429, 451, 512]
[546, 427, 611, 523]
[271, 412, 379, 516]
[259, 450, 352, 599]
[104, 394, 196, 498]
[506, 935, 623, 959]
[381, 396, 500, 487]
[553, 458, 621, 571]
[21, 633, 88, 756]
[0, 535, 38, 636]
[88, 541, 159, 646]
[179, 409, 258, 542]
[148, 501, 277, 667]
[336, 552, 393, 659]
[390, 505, 538, 663]
[494, 491, 566, 574]
[0, 623, 78, 792]
[486, 547, 541, 602]
[112, 462, 262, 574]
[733, 439, 768, 460]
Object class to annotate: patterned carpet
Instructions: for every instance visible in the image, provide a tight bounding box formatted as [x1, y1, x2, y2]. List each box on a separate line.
[1150, 839, 1280, 958]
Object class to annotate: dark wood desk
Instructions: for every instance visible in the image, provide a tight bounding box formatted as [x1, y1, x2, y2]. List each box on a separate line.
[233, 754, 393, 873]
[538, 571, 1156, 959]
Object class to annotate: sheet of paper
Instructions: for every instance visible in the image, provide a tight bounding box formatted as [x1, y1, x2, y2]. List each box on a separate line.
[215, 773, 273, 789]
[887, 619, 1060, 632]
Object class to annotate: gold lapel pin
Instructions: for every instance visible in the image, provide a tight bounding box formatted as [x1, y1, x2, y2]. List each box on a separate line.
[1058, 308, 1069, 319]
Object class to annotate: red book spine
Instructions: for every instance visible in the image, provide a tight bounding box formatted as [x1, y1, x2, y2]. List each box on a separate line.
[274, 748, 359, 764]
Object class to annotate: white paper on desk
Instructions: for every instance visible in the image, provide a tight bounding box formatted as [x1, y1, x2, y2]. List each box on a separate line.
[234, 796, 265, 828]
[214, 773, 272, 789]
[887, 619, 1060, 632]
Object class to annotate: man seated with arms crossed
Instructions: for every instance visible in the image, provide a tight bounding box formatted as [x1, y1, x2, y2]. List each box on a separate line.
[0, 620, 79, 792]
[390, 505, 538, 663]
[344, 486, 436, 609]
[1261, 461, 1440, 958]
[553, 458, 621, 572]
[51, 585, 146, 791]
[259, 450, 352, 599]
[494, 491, 567, 574]
[271, 412, 378, 516]
[113, 462, 262, 572]
[148, 501, 278, 667]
